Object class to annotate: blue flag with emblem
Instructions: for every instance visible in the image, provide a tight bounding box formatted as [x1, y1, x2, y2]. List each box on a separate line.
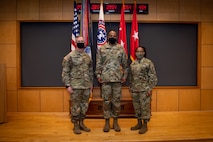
[97, 0, 107, 50]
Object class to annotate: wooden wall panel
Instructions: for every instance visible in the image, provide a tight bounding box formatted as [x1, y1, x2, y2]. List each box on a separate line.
[63, 90, 69, 112]
[17, 0, 39, 20]
[7, 91, 18, 112]
[0, 44, 16, 68]
[0, 21, 16, 44]
[201, 23, 213, 44]
[200, 0, 213, 22]
[179, 0, 200, 21]
[18, 90, 40, 112]
[91, 15, 99, 22]
[201, 68, 213, 89]
[201, 90, 213, 110]
[0, 0, 17, 20]
[179, 89, 200, 111]
[156, 0, 179, 21]
[107, 14, 121, 22]
[156, 89, 179, 111]
[62, 0, 72, 20]
[151, 89, 157, 112]
[39, 0, 63, 20]
[6, 68, 17, 91]
[0, 64, 7, 122]
[99, 14, 112, 22]
[201, 45, 213, 67]
[40, 89, 64, 112]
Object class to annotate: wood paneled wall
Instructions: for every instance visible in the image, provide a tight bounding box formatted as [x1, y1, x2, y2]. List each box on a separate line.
[0, 0, 213, 112]
[0, 64, 7, 122]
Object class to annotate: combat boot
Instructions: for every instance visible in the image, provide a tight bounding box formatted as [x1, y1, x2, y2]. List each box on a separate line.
[73, 121, 81, 134]
[103, 119, 110, 132]
[79, 120, 91, 132]
[130, 119, 142, 130]
[113, 118, 121, 132]
[139, 121, 148, 134]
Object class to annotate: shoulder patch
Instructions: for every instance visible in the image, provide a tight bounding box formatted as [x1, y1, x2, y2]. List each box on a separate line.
[63, 52, 72, 61]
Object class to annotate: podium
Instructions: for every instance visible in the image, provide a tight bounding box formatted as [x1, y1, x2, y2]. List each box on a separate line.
[86, 99, 135, 118]
[86, 87, 134, 118]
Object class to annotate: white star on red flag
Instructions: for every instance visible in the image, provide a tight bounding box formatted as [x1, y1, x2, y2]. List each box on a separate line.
[120, 40, 125, 47]
[132, 31, 138, 40]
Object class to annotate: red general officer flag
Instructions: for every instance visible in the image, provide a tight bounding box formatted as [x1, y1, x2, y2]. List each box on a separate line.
[81, 0, 92, 57]
[130, 0, 139, 61]
[118, 0, 127, 55]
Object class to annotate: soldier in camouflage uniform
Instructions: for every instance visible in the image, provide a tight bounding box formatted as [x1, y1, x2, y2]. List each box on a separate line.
[96, 30, 128, 132]
[62, 36, 93, 134]
[129, 46, 157, 134]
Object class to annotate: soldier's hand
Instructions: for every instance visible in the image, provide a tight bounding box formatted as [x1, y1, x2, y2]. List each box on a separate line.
[147, 91, 152, 96]
[90, 85, 93, 92]
[97, 77, 102, 83]
[67, 86, 73, 94]
[121, 78, 126, 83]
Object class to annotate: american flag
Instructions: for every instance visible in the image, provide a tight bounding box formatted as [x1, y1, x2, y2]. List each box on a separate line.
[97, 1, 106, 50]
[71, 0, 80, 51]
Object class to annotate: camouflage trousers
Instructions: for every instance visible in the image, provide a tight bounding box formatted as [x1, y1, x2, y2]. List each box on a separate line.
[131, 91, 151, 120]
[102, 82, 122, 119]
[70, 89, 90, 123]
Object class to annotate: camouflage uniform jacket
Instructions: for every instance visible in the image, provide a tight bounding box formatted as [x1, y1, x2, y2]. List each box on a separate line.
[96, 43, 128, 83]
[62, 50, 93, 89]
[129, 57, 157, 92]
